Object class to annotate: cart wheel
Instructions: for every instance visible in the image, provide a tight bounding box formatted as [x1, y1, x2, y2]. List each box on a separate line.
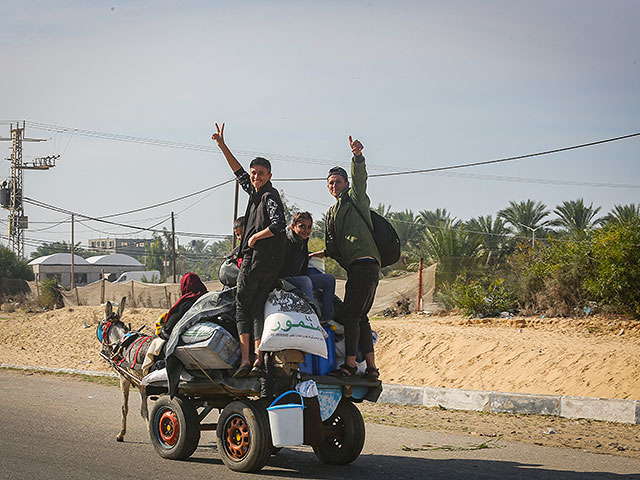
[216, 400, 272, 472]
[313, 399, 365, 465]
[149, 395, 200, 460]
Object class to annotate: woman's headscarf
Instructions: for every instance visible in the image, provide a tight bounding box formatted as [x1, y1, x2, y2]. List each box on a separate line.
[165, 272, 207, 320]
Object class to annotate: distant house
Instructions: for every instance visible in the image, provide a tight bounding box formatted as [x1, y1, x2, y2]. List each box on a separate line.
[85, 253, 145, 282]
[29, 253, 146, 287]
[28, 253, 96, 288]
[87, 237, 152, 261]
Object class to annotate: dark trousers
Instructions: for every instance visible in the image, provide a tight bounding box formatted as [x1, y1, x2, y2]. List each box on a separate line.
[236, 258, 278, 339]
[343, 260, 380, 357]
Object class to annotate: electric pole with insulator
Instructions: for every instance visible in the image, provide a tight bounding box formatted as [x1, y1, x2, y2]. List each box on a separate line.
[0, 121, 57, 258]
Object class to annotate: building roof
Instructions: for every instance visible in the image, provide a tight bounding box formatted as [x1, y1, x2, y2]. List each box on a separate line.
[28, 253, 91, 266]
[85, 254, 143, 267]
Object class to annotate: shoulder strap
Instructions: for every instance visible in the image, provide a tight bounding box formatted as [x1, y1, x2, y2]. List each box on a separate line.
[344, 194, 375, 237]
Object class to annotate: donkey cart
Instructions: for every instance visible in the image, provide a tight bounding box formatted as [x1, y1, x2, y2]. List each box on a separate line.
[103, 351, 381, 473]
[98, 293, 381, 473]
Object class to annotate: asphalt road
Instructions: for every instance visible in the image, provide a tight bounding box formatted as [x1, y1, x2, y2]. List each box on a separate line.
[1, 370, 639, 480]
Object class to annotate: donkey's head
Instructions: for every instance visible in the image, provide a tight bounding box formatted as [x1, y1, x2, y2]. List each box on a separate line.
[97, 297, 129, 354]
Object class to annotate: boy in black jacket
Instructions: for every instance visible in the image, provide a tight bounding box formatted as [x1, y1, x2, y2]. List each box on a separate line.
[212, 123, 286, 378]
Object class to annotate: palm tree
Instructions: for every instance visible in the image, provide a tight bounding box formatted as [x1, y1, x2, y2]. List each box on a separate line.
[389, 209, 423, 252]
[186, 239, 209, 254]
[418, 208, 453, 229]
[466, 215, 513, 266]
[419, 217, 481, 284]
[498, 200, 551, 245]
[373, 203, 393, 218]
[31, 241, 87, 259]
[603, 203, 640, 226]
[551, 199, 603, 239]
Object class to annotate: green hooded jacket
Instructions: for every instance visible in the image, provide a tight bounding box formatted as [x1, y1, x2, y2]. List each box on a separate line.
[325, 155, 381, 269]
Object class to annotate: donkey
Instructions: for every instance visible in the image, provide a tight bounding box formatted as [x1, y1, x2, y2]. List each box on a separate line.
[98, 297, 155, 442]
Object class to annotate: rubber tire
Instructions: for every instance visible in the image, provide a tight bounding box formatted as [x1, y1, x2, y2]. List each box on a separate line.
[149, 395, 200, 460]
[216, 400, 272, 472]
[313, 399, 365, 465]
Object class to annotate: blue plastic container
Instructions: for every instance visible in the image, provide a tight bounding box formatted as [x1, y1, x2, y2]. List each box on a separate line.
[313, 326, 336, 375]
[299, 353, 314, 374]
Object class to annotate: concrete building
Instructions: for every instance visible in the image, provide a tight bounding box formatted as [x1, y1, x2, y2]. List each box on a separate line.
[29, 253, 146, 287]
[85, 253, 145, 282]
[28, 253, 97, 288]
[87, 237, 152, 260]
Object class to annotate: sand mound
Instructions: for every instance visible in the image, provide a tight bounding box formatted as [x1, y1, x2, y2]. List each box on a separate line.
[374, 314, 640, 400]
[1, 306, 638, 400]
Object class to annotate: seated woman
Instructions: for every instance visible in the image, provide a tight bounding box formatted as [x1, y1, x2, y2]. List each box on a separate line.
[157, 272, 209, 396]
[158, 272, 208, 340]
[280, 211, 335, 323]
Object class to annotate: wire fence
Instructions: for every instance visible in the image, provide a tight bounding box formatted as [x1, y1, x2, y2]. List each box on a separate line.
[29, 265, 437, 315]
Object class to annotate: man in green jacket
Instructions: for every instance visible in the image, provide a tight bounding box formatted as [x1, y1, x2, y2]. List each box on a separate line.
[311, 136, 380, 381]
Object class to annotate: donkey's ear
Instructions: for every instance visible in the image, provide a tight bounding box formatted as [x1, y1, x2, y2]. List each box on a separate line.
[105, 301, 113, 318]
[118, 297, 126, 318]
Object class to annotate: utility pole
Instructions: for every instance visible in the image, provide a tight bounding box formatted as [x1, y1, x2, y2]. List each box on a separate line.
[171, 212, 177, 283]
[71, 214, 75, 289]
[0, 122, 57, 258]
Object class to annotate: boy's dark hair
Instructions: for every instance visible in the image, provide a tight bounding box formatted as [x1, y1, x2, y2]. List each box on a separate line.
[233, 216, 245, 229]
[292, 211, 312, 225]
[327, 166, 348, 182]
[250, 157, 271, 173]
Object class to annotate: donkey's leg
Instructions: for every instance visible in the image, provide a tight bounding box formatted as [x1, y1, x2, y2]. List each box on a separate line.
[116, 376, 130, 442]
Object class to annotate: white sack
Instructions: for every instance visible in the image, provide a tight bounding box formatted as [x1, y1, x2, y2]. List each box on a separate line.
[260, 289, 327, 358]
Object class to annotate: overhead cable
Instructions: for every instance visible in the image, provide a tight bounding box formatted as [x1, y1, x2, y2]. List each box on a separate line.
[275, 132, 640, 181]
[26, 121, 640, 180]
[22, 196, 231, 239]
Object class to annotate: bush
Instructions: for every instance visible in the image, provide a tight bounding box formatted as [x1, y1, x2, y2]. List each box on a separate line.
[37, 278, 63, 309]
[434, 282, 457, 311]
[448, 277, 517, 317]
[0, 278, 31, 302]
[0, 246, 34, 281]
[585, 222, 640, 318]
[507, 239, 592, 317]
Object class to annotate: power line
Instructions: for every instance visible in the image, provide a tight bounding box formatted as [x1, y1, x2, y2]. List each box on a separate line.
[275, 132, 640, 181]
[416, 171, 640, 189]
[14, 177, 235, 231]
[97, 178, 235, 219]
[27, 219, 70, 232]
[26, 121, 341, 167]
[22, 196, 232, 239]
[26, 121, 640, 183]
[12, 122, 640, 249]
[76, 216, 170, 236]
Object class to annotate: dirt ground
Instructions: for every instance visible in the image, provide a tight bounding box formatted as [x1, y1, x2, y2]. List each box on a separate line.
[1, 305, 639, 458]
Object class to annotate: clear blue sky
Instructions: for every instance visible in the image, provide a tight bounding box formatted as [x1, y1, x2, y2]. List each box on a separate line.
[1, 0, 638, 255]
